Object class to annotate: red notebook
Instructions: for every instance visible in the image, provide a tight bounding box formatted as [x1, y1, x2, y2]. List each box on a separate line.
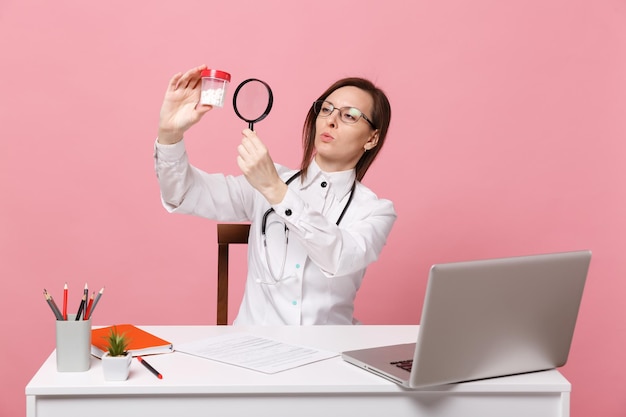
[91, 324, 173, 358]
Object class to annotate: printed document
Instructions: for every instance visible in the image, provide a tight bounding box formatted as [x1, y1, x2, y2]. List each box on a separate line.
[175, 332, 338, 374]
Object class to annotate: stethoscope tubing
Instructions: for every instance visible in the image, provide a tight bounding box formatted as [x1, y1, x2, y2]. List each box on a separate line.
[259, 170, 356, 285]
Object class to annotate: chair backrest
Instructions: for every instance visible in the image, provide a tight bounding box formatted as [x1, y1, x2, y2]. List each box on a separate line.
[217, 223, 250, 325]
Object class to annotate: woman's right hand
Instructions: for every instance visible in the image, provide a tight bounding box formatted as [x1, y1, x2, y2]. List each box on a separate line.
[157, 65, 213, 144]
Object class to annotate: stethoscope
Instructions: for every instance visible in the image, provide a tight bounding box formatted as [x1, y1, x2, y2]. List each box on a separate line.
[258, 171, 356, 285]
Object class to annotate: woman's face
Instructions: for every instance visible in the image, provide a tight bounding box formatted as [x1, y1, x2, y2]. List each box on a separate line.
[314, 86, 379, 173]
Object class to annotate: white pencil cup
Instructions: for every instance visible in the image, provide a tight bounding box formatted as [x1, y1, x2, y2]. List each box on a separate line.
[55, 314, 92, 372]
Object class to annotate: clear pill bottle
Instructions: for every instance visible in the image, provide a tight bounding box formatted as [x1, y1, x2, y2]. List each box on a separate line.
[200, 69, 231, 107]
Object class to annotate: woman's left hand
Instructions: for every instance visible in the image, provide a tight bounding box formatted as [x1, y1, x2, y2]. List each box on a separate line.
[237, 129, 287, 205]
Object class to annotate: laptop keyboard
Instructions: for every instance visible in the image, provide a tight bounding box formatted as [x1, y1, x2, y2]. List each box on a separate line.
[390, 359, 413, 372]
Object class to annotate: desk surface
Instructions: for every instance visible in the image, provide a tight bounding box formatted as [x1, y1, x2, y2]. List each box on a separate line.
[26, 325, 571, 417]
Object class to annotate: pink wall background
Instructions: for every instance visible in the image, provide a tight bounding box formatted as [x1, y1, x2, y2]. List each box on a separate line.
[1, 0, 624, 415]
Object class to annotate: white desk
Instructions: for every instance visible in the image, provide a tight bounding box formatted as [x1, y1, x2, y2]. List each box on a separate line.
[26, 325, 570, 417]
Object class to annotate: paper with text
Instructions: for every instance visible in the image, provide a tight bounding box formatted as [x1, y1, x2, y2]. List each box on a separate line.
[175, 333, 338, 374]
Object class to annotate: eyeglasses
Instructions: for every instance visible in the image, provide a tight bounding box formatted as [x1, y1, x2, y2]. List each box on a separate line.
[313, 100, 376, 130]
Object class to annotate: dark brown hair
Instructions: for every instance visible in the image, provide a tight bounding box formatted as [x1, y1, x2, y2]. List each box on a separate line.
[300, 77, 392, 181]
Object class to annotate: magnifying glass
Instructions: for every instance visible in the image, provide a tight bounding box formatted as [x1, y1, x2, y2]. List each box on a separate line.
[232, 78, 274, 131]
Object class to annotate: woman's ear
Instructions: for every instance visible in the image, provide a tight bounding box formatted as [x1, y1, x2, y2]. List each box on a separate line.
[364, 130, 379, 151]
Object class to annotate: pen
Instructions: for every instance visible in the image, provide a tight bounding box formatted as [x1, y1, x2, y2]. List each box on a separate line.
[43, 290, 63, 320]
[75, 283, 88, 321]
[62, 283, 68, 320]
[137, 356, 163, 379]
[87, 287, 105, 319]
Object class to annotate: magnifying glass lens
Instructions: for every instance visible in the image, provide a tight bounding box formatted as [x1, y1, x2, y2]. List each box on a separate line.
[233, 79, 273, 130]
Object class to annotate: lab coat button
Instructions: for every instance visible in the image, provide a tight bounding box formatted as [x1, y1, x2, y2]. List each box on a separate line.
[285, 209, 292, 216]
[321, 181, 328, 188]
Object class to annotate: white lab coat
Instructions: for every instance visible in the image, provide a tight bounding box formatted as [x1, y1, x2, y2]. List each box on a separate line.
[154, 140, 397, 325]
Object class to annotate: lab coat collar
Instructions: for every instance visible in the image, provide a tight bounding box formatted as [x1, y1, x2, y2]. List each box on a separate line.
[302, 159, 356, 200]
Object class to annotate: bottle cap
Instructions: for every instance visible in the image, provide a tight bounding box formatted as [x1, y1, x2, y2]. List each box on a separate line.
[200, 69, 231, 82]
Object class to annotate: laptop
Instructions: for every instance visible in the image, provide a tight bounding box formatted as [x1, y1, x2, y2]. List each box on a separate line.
[342, 250, 591, 388]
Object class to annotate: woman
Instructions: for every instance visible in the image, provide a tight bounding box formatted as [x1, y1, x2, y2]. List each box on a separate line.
[154, 65, 396, 325]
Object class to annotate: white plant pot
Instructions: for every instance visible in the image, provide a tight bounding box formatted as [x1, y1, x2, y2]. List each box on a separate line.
[102, 352, 132, 381]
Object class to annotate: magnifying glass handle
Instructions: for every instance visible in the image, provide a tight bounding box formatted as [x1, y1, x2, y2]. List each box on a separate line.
[248, 121, 254, 130]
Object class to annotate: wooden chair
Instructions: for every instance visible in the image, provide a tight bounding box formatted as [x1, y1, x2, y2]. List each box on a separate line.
[217, 223, 251, 325]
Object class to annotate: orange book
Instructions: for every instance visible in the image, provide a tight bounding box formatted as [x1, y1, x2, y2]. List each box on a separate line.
[91, 324, 173, 358]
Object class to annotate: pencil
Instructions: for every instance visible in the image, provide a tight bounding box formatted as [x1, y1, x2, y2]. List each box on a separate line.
[84, 291, 95, 320]
[87, 287, 105, 319]
[44, 290, 63, 320]
[137, 356, 163, 379]
[43, 290, 63, 320]
[62, 283, 68, 320]
[75, 283, 88, 321]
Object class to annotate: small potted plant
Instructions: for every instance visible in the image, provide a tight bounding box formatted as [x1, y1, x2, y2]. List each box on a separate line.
[101, 326, 132, 381]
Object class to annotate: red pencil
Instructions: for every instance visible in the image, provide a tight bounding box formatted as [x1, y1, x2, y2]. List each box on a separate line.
[87, 287, 105, 319]
[62, 283, 68, 320]
[84, 292, 95, 320]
